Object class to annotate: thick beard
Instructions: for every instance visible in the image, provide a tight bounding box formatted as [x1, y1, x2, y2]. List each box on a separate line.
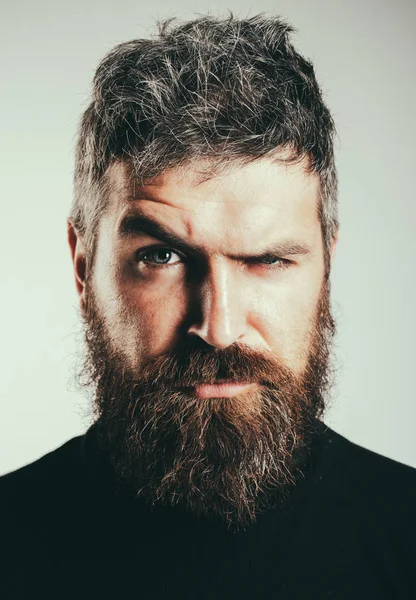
[78, 280, 335, 529]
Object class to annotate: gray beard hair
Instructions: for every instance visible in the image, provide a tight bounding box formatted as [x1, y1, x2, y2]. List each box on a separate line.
[78, 280, 336, 529]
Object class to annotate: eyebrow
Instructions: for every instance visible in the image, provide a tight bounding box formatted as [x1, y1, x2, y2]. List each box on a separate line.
[118, 212, 313, 260]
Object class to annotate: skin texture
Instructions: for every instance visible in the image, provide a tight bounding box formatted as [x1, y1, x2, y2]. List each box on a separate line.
[68, 156, 338, 527]
[69, 157, 335, 376]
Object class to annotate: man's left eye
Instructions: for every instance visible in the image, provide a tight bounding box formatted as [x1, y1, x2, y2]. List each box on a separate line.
[248, 256, 292, 269]
[138, 248, 183, 266]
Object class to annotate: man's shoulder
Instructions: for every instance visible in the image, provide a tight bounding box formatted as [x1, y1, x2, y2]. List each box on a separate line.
[1, 434, 85, 489]
[327, 426, 416, 478]
[0, 434, 88, 558]
[321, 426, 416, 514]
[0, 434, 87, 521]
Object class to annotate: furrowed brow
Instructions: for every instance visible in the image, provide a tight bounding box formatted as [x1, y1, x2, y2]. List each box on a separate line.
[118, 211, 312, 261]
[118, 212, 199, 255]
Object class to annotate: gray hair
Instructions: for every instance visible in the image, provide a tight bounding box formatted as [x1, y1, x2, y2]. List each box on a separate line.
[71, 15, 338, 269]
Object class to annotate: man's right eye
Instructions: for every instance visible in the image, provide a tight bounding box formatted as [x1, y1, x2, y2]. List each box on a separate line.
[136, 247, 184, 267]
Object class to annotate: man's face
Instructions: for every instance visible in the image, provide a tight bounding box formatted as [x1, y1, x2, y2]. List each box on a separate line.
[69, 156, 336, 526]
[88, 158, 327, 373]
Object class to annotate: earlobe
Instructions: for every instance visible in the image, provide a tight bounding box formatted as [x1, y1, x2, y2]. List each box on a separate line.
[67, 219, 87, 311]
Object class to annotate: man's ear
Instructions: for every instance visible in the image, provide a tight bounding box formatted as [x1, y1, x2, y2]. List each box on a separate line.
[68, 219, 87, 314]
[330, 229, 339, 263]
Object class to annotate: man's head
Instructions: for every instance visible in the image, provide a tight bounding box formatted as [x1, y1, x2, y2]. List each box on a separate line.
[68, 15, 338, 527]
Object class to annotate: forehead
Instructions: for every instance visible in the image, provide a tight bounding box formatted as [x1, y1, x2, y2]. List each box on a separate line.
[104, 158, 321, 251]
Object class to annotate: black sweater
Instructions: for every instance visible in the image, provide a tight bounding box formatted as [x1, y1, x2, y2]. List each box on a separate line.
[1, 423, 415, 599]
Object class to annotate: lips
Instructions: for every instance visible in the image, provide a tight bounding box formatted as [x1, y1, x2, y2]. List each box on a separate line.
[192, 381, 255, 399]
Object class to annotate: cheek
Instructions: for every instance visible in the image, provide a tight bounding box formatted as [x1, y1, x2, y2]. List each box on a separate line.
[108, 275, 189, 360]
[252, 269, 323, 369]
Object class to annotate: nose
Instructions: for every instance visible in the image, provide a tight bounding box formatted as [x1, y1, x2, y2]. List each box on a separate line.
[187, 261, 247, 349]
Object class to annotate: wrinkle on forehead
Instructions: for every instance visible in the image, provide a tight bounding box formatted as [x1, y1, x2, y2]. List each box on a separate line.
[106, 154, 317, 210]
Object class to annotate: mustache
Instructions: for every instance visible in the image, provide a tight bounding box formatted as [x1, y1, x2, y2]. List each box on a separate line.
[125, 342, 295, 389]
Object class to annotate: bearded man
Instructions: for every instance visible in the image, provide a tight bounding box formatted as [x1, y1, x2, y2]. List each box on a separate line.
[1, 15, 415, 600]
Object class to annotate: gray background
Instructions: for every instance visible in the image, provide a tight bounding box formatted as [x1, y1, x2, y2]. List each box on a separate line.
[1, 0, 414, 475]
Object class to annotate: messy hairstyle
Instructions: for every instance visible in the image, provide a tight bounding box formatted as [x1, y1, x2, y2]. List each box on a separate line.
[71, 15, 338, 269]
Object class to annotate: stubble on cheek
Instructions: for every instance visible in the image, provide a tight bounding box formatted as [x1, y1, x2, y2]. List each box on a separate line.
[112, 308, 148, 372]
[289, 280, 328, 375]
